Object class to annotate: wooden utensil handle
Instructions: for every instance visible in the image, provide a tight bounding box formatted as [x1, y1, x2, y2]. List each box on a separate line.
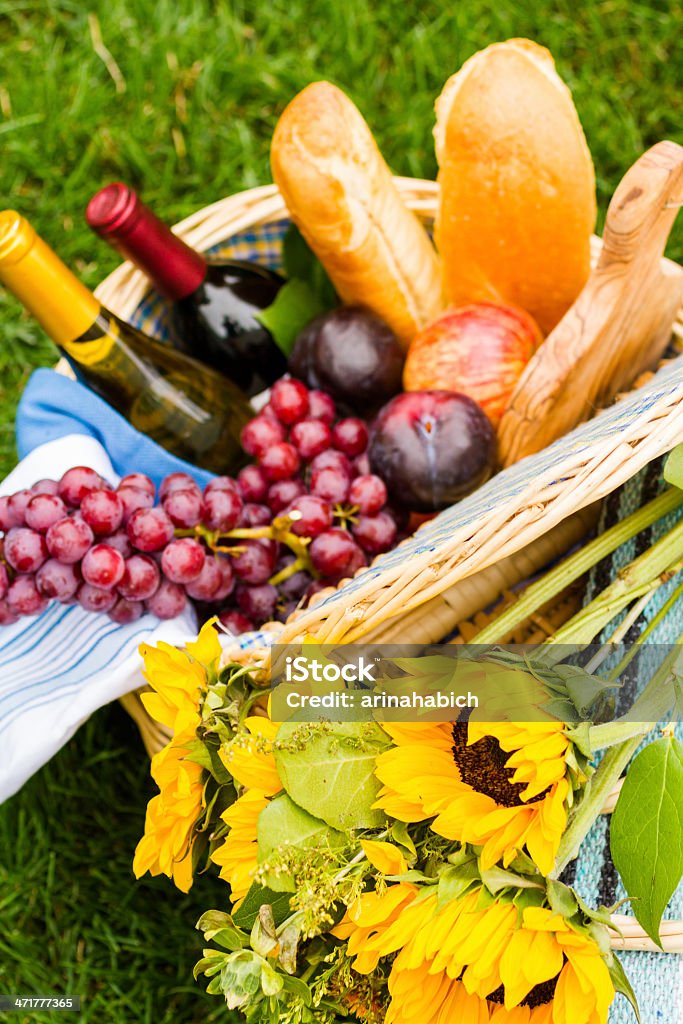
[498, 141, 683, 466]
[598, 140, 683, 275]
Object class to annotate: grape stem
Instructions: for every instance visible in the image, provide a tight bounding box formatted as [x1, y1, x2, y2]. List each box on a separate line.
[174, 512, 317, 578]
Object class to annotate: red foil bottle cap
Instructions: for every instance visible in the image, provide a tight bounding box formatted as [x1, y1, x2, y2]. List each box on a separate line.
[86, 183, 207, 301]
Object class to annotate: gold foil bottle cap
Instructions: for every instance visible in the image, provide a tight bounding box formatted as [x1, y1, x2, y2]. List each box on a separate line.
[0, 210, 38, 266]
[0, 209, 101, 346]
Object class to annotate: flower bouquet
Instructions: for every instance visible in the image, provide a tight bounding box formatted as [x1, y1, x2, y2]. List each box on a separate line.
[133, 457, 683, 1024]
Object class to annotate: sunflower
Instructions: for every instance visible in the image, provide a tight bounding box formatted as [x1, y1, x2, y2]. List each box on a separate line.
[211, 715, 282, 905]
[374, 719, 571, 874]
[133, 621, 221, 892]
[338, 886, 615, 1024]
[211, 788, 270, 903]
[133, 744, 204, 892]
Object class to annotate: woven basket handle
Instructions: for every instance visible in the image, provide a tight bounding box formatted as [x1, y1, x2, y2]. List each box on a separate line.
[499, 140, 683, 466]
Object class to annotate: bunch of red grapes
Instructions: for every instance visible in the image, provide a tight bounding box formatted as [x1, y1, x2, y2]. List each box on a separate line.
[0, 378, 402, 632]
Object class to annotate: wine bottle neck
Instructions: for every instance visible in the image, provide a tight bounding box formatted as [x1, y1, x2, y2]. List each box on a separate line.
[86, 184, 207, 301]
[0, 211, 102, 347]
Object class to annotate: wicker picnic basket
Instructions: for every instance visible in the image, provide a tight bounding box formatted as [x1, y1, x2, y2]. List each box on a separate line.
[95, 164, 683, 955]
[95, 167, 683, 649]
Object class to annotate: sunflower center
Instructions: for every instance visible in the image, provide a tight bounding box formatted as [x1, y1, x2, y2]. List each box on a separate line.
[486, 969, 562, 1009]
[451, 724, 550, 808]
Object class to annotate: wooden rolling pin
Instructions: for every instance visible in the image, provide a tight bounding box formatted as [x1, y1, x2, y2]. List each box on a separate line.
[499, 140, 683, 465]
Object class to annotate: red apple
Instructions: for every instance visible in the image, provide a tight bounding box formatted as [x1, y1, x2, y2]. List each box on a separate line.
[403, 302, 542, 427]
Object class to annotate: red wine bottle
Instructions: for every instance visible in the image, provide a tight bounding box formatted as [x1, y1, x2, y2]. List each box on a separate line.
[86, 183, 288, 397]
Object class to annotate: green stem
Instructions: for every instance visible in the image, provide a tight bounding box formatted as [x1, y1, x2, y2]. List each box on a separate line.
[555, 639, 683, 874]
[554, 735, 644, 875]
[472, 488, 683, 644]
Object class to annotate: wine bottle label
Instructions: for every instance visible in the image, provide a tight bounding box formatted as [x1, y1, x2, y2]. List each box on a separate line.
[63, 318, 117, 365]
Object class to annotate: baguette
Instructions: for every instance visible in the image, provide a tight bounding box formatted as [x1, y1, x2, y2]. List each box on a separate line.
[271, 81, 442, 347]
[434, 39, 596, 335]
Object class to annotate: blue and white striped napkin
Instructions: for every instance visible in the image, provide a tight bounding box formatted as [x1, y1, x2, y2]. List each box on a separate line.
[0, 432, 199, 803]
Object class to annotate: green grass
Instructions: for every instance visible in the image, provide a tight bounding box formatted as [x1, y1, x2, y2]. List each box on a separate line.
[0, 0, 682, 1020]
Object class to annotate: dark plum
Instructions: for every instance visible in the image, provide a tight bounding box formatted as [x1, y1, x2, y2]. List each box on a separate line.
[368, 391, 496, 512]
[290, 307, 404, 414]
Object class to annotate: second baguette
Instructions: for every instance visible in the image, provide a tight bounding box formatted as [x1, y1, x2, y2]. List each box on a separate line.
[434, 39, 596, 336]
[271, 82, 442, 347]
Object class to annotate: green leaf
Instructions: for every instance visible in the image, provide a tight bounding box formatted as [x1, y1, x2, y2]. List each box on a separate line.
[281, 974, 312, 1005]
[610, 736, 683, 945]
[546, 878, 579, 919]
[274, 722, 391, 830]
[255, 279, 326, 356]
[480, 866, 544, 895]
[282, 224, 337, 307]
[606, 950, 640, 1023]
[664, 445, 683, 490]
[438, 859, 480, 905]
[258, 793, 346, 858]
[233, 884, 294, 931]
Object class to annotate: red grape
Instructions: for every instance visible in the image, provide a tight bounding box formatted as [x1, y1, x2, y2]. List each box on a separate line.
[236, 465, 269, 503]
[25, 493, 67, 533]
[212, 557, 235, 602]
[308, 389, 336, 425]
[119, 473, 155, 497]
[240, 416, 286, 457]
[0, 599, 19, 625]
[58, 466, 103, 507]
[80, 489, 124, 535]
[204, 476, 239, 495]
[337, 545, 367, 580]
[117, 486, 155, 523]
[269, 378, 310, 425]
[159, 472, 199, 502]
[290, 418, 333, 460]
[4, 527, 48, 573]
[218, 609, 254, 635]
[238, 503, 272, 527]
[348, 474, 388, 515]
[109, 598, 144, 624]
[201, 488, 242, 531]
[127, 507, 174, 552]
[185, 556, 223, 601]
[7, 575, 48, 616]
[0, 496, 13, 531]
[285, 494, 332, 538]
[161, 538, 206, 584]
[332, 418, 369, 457]
[117, 554, 160, 601]
[277, 555, 312, 601]
[145, 578, 187, 619]
[163, 488, 202, 528]
[353, 453, 371, 476]
[106, 529, 134, 559]
[352, 511, 397, 554]
[309, 528, 358, 577]
[260, 442, 300, 481]
[7, 489, 34, 526]
[78, 583, 117, 613]
[267, 478, 306, 514]
[81, 544, 125, 589]
[231, 539, 277, 585]
[236, 582, 278, 621]
[0, 562, 8, 600]
[310, 450, 353, 478]
[36, 559, 81, 601]
[311, 466, 350, 504]
[46, 516, 94, 564]
[31, 478, 59, 495]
